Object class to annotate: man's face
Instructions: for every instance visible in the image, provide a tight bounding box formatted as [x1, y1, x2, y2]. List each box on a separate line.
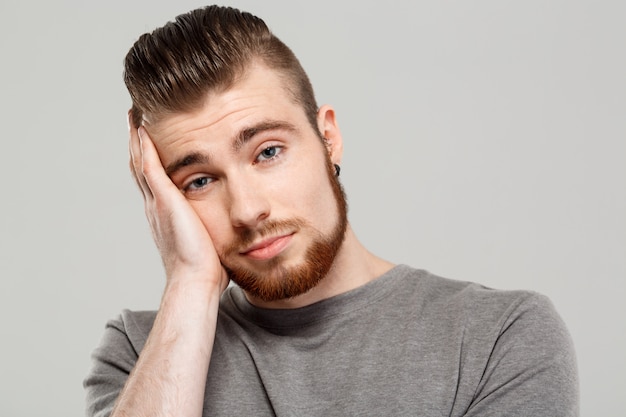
[145, 63, 347, 303]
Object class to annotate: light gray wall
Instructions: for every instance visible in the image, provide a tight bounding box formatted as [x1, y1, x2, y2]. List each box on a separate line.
[0, 1, 623, 415]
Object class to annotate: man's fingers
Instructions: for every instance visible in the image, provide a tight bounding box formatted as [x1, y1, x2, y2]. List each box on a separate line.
[128, 114, 150, 199]
[137, 126, 180, 199]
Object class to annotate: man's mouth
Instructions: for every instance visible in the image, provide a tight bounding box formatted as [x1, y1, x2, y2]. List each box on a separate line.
[240, 233, 295, 261]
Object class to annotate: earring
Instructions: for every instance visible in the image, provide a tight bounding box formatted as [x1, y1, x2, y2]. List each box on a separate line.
[334, 164, 341, 177]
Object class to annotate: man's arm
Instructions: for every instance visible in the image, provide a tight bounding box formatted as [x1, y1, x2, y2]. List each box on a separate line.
[92, 118, 228, 417]
[109, 280, 220, 417]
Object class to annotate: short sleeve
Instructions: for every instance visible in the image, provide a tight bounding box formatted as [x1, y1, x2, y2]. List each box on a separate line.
[83, 311, 155, 417]
[464, 294, 579, 416]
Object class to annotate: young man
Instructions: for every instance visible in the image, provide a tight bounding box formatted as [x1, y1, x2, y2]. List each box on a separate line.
[85, 5, 578, 416]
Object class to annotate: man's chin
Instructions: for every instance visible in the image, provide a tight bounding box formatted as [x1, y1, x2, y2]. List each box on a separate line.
[224, 260, 327, 302]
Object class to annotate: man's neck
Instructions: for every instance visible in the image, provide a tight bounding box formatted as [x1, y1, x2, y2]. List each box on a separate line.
[244, 225, 395, 309]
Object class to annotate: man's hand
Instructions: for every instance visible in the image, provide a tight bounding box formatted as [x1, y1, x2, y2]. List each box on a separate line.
[128, 114, 229, 292]
[110, 114, 228, 417]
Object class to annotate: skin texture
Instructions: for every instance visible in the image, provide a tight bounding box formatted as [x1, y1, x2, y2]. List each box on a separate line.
[115, 63, 393, 416]
[145, 62, 349, 303]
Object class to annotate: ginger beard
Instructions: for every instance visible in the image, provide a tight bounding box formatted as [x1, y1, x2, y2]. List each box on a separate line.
[220, 155, 348, 302]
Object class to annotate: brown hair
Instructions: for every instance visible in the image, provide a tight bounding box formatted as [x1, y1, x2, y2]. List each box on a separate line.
[124, 5, 319, 131]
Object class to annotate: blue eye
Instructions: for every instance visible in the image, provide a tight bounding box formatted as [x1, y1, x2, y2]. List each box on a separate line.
[262, 147, 276, 158]
[185, 176, 212, 191]
[256, 146, 283, 162]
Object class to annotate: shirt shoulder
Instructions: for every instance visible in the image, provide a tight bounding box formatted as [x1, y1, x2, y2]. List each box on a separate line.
[396, 267, 578, 416]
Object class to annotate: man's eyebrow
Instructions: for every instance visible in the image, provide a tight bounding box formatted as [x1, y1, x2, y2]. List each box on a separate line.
[164, 152, 210, 177]
[164, 121, 297, 177]
[233, 120, 298, 152]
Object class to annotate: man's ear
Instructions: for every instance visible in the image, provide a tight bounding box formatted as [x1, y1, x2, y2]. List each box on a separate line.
[317, 104, 343, 165]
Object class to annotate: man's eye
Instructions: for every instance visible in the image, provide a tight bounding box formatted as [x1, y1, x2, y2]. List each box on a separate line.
[185, 176, 212, 191]
[255, 146, 283, 162]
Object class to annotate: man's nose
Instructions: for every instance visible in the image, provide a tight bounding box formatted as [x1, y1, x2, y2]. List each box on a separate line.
[227, 176, 270, 229]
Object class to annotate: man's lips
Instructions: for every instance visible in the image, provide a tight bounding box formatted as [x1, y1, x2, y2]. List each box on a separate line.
[240, 233, 294, 261]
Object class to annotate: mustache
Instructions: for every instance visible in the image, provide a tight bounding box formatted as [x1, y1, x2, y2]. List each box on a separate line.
[222, 218, 307, 256]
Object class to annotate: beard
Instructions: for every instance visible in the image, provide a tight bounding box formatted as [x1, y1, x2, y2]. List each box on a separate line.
[219, 157, 348, 302]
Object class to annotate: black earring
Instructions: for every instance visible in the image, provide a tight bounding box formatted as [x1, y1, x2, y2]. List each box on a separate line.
[334, 164, 341, 177]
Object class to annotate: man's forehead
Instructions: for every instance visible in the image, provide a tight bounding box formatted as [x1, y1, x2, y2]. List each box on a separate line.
[145, 63, 298, 141]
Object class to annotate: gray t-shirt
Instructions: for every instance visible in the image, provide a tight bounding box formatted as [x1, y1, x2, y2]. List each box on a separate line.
[84, 265, 579, 416]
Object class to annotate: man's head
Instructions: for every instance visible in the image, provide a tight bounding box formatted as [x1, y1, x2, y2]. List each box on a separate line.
[125, 6, 349, 303]
[124, 5, 318, 133]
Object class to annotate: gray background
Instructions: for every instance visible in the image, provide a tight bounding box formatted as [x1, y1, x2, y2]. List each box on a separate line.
[0, 0, 623, 415]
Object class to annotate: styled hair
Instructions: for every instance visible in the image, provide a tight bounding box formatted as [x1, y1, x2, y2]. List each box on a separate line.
[124, 5, 319, 131]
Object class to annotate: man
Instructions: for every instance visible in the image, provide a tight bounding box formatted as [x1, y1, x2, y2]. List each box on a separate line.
[84, 5, 578, 416]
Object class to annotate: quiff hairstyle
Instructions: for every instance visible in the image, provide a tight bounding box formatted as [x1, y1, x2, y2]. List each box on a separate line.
[124, 5, 319, 131]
